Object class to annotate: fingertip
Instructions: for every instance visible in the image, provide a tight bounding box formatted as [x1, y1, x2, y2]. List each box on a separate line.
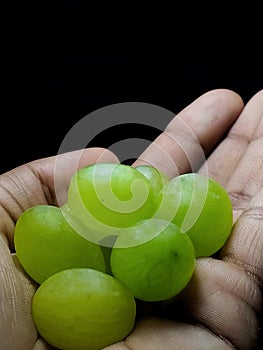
[135, 88, 245, 178]
[76, 147, 120, 168]
[182, 88, 244, 117]
[199, 88, 244, 108]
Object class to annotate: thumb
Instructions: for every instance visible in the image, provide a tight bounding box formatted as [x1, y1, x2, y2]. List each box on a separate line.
[0, 147, 119, 250]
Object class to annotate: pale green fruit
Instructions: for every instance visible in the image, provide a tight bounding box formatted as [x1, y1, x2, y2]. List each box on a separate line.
[66, 162, 155, 239]
[14, 205, 105, 284]
[110, 219, 195, 301]
[156, 173, 233, 257]
[135, 164, 169, 198]
[32, 268, 136, 350]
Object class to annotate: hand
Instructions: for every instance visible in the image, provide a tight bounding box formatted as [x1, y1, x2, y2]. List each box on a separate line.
[108, 89, 263, 350]
[0, 148, 119, 350]
[1, 89, 262, 350]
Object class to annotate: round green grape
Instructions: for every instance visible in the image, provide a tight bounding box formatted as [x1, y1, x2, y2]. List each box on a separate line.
[156, 173, 233, 257]
[14, 205, 106, 284]
[110, 219, 195, 301]
[66, 163, 155, 237]
[135, 164, 169, 198]
[32, 268, 136, 350]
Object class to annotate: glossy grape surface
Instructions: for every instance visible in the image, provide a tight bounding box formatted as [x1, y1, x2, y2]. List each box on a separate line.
[14, 205, 106, 283]
[135, 164, 169, 198]
[32, 268, 136, 350]
[67, 163, 155, 238]
[156, 173, 233, 257]
[110, 219, 195, 301]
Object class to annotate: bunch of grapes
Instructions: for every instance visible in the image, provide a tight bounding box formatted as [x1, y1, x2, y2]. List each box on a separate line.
[14, 163, 233, 350]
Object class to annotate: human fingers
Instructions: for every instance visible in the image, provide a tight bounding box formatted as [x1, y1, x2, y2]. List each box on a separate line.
[0, 234, 37, 350]
[199, 90, 263, 220]
[197, 89, 263, 298]
[191, 91, 262, 348]
[224, 90, 263, 220]
[0, 147, 119, 250]
[174, 257, 261, 350]
[221, 186, 263, 297]
[141, 187, 262, 350]
[104, 317, 233, 350]
[133, 89, 244, 178]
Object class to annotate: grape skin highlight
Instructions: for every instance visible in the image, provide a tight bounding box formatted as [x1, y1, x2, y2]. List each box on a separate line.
[135, 164, 169, 198]
[67, 163, 155, 236]
[32, 268, 136, 350]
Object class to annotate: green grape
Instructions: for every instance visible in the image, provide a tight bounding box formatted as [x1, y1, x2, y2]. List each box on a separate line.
[32, 268, 136, 350]
[66, 163, 155, 239]
[135, 164, 169, 198]
[156, 173, 233, 257]
[110, 219, 195, 301]
[14, 205, 106, 284]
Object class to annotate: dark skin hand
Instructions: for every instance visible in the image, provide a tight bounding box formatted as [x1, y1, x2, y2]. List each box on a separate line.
[0, 89, 262, 350]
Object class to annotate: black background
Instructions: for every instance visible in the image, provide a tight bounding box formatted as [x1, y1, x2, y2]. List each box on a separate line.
[8, 1, 263, 347]
[8, 0, 263, 175]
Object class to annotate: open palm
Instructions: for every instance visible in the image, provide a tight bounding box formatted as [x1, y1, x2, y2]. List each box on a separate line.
[0, 89, 262, 350]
